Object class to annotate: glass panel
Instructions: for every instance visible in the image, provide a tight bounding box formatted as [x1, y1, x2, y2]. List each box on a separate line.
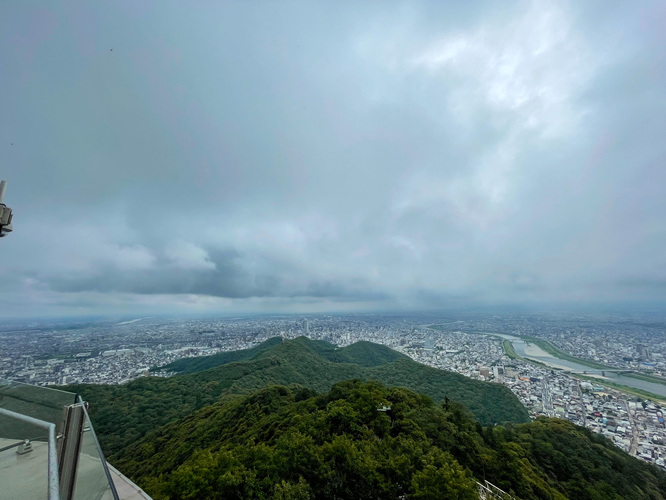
[0, 378, 76, 434]
[0, 413, 50, 500]
[0, 380, 118, 500]
[72, 396, 119, 500]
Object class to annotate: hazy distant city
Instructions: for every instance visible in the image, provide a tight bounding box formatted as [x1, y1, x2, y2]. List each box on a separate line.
[1, 312, 665, 470]
[3, 0, 666, 496]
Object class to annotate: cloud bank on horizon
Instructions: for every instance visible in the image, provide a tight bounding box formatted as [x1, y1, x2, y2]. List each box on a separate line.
[1, 1, 665, 317]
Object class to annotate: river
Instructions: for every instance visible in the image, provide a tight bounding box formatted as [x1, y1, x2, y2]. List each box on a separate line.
[490, 333, 666, 398]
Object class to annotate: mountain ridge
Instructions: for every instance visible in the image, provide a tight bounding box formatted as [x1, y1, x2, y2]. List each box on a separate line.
[72, 337, 528, 456]
[157, 337, 408, 374]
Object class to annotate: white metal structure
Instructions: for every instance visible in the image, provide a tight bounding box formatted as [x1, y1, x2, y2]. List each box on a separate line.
[0, 180, 13, 237]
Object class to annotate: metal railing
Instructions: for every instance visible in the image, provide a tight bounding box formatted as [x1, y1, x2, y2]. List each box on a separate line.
[0, 407, 59, 500]
[0, 379, 119, 500]
[477, 480, 516, 499]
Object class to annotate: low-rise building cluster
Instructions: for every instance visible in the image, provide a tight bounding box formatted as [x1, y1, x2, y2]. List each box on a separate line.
[1, 312, 665, 469]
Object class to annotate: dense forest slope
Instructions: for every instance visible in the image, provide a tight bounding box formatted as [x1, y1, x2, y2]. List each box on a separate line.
[71, 337, 528, 456]
[114, 381, 666, 500]
[156, 337, 285, 375]
[157, 337, 407, 373]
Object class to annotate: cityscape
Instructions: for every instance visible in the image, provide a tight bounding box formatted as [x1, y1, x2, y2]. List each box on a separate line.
[4, 0, 666, 496]
[2, 312, 665, 470]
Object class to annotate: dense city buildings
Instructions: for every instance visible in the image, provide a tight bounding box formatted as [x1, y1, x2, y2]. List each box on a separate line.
[1, 312, 665, 469]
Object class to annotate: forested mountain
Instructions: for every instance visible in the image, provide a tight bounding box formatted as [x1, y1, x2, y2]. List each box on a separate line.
[72, 337, 528, 456]
[114, 381, 666, 500]
[157, 337, 286, 375]
[157, 337, 408, 374]
[69, 338, 666, 499]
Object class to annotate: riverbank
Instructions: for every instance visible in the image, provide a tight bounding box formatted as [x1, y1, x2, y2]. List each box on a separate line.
[502, 340, 522, 360]
[517, 338, 666, 392]
[572, 373, 666, 404]
[623, 371, 666, 386]
[521, 337, 616, 371]
[427, 325, 666, 398]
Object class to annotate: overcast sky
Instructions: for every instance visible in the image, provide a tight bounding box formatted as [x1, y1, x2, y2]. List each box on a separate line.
[1, 1, 665, 318]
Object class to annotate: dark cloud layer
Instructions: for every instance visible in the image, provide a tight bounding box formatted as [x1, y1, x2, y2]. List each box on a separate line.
[1, 1, 666, 317]
[47, 247, 387, 302]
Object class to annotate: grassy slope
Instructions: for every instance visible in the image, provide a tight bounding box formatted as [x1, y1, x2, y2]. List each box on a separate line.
[502, 339, 521, 360]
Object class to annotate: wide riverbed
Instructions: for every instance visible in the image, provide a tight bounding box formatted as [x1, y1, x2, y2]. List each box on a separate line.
[491, 333, 666, 398]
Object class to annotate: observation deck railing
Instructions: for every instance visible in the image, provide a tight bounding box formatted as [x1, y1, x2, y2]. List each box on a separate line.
[477, 480, 516, 499]
[0, 379, 119, 500]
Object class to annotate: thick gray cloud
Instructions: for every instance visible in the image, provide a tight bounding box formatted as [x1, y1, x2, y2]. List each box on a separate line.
[1, 1, 666, 317]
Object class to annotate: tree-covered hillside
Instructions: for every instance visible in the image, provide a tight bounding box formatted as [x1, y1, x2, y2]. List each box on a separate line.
[157, 337, 285, 375]
[71, 337, 528, 456]
[324, 340, 409, 367]
[157, 337, 407, 374]
[114, 381, 666, 500]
